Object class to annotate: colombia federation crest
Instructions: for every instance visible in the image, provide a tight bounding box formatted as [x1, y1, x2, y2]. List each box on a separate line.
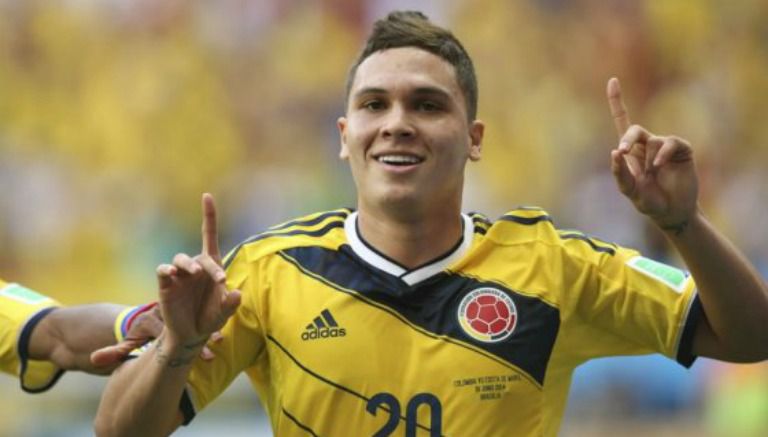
[458, 288, 517, 343]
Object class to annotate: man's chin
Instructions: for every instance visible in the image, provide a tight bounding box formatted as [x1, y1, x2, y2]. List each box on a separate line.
[369, 187, 424, 211]
[379, 188, 458, 216]
[381, 192, 421, 208]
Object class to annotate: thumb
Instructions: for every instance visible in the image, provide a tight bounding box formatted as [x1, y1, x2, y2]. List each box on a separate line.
[90, 339, 142, 368]
[220, 290, 242, 320]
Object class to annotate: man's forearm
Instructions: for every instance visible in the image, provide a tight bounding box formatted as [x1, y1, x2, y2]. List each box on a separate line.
[94, 330, 198, 437]
[666, 210, 768, 361]
[30, 304, 125, 372]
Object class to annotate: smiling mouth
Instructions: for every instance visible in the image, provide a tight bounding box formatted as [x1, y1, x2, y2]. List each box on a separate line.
[374, 154, 425, 166]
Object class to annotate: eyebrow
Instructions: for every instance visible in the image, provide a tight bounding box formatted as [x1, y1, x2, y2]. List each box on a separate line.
[352, 86, 453, 101]
[412, 86, 453, 100]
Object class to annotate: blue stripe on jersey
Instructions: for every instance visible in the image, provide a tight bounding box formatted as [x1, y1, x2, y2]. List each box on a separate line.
[282, 407, 320, 437]
[559, 233, 616, 256]
[280, 246, 560, 386]
[247, 220, 345, 245]
[223, 220, 345, 269]
[268, 210, 351, 232]
[469, 213, 491, 235]
[498, 214, 552, 226]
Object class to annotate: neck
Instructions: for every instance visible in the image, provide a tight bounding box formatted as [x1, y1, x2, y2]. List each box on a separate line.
[356, 202, 464, 269]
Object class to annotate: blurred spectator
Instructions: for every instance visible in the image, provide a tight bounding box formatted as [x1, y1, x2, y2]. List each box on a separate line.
[0, 0, 766, 435]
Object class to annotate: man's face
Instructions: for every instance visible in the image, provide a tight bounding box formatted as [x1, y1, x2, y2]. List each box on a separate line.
[338, 47, 484, 214]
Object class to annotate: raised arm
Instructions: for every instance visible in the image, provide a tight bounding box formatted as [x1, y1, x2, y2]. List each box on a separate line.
[607, 78, 768, 362]
[94, 193, 241, 437]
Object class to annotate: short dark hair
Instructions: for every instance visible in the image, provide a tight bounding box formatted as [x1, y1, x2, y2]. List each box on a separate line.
[345, 10, 478, 121]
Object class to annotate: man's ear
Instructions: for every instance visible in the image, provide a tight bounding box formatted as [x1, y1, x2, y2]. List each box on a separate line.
[468, 120, 484, 161]
[337, 117, 349, 160]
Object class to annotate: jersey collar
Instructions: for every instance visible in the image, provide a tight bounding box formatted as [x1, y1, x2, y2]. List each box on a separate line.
[344, 211, 474, 286]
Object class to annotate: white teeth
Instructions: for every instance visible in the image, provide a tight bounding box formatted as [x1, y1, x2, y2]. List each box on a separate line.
[377, 155, 422, 164]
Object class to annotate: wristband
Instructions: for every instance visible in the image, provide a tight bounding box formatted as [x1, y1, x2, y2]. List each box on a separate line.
[114, 302, 158, 342]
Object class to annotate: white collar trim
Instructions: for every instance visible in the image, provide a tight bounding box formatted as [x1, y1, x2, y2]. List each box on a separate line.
[344, 212, 473, 286]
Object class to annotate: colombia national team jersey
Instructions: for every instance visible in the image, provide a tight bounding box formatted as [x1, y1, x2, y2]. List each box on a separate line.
[0, 279, 63, 392]
[182, 208, 701, 436]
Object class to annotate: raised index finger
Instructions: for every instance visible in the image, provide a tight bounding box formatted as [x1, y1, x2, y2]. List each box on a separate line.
[607, 77, 631, 137]
[201, 193, 221, 263]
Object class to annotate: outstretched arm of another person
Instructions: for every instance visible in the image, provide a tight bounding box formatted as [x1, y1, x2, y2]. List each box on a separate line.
[19, 293, 218, 379]
[94, 194, 241, 437]
[607, 78, 768, 362]
[28, 303, 126, 374]
[89, 303, 222, 370]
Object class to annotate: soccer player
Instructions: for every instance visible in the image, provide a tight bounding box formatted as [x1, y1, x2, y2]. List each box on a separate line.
[94, 11, 768, 436]
[0, 277, 209, 391]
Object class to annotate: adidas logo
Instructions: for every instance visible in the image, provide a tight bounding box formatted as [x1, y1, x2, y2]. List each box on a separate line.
[301, 309, 346, 341]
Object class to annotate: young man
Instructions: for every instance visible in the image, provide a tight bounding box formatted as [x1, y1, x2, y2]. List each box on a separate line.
[0, 277, 201, 391]
[95, 11, 768, 437]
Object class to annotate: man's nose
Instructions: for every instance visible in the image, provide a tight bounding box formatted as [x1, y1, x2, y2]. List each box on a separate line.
[381, 105, 415, 139]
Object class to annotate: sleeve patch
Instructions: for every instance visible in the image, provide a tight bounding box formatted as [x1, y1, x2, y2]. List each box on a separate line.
[0, 283, 53, 305]
[626, 256, 689, 293]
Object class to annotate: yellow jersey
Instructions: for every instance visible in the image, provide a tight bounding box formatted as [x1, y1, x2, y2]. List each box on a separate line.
[182, 208, 700, 436]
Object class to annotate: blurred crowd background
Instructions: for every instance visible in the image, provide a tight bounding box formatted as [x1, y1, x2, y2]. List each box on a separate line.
[1, 0, 767, 435]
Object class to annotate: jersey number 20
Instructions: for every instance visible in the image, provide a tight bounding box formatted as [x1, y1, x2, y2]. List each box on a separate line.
[366, 392, 442, 437]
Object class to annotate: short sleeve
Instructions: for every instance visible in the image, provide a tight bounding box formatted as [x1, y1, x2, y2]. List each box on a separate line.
[0, 282, 65, 392]
[559, 243, 701, 367]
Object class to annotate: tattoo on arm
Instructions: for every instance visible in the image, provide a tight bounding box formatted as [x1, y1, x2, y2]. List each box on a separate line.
[154, 337, 207, 368]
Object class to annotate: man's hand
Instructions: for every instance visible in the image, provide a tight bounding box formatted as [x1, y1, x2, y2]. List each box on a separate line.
[607, 77, 700, 234]
[155, 193, 241, 365]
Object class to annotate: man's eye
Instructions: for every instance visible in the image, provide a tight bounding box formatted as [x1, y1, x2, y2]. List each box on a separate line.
[417, 101, 441, 112]
[363, 100, 385, 111]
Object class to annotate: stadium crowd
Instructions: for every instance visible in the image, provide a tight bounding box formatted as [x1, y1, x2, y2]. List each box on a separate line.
[1, 0, 766, 435]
